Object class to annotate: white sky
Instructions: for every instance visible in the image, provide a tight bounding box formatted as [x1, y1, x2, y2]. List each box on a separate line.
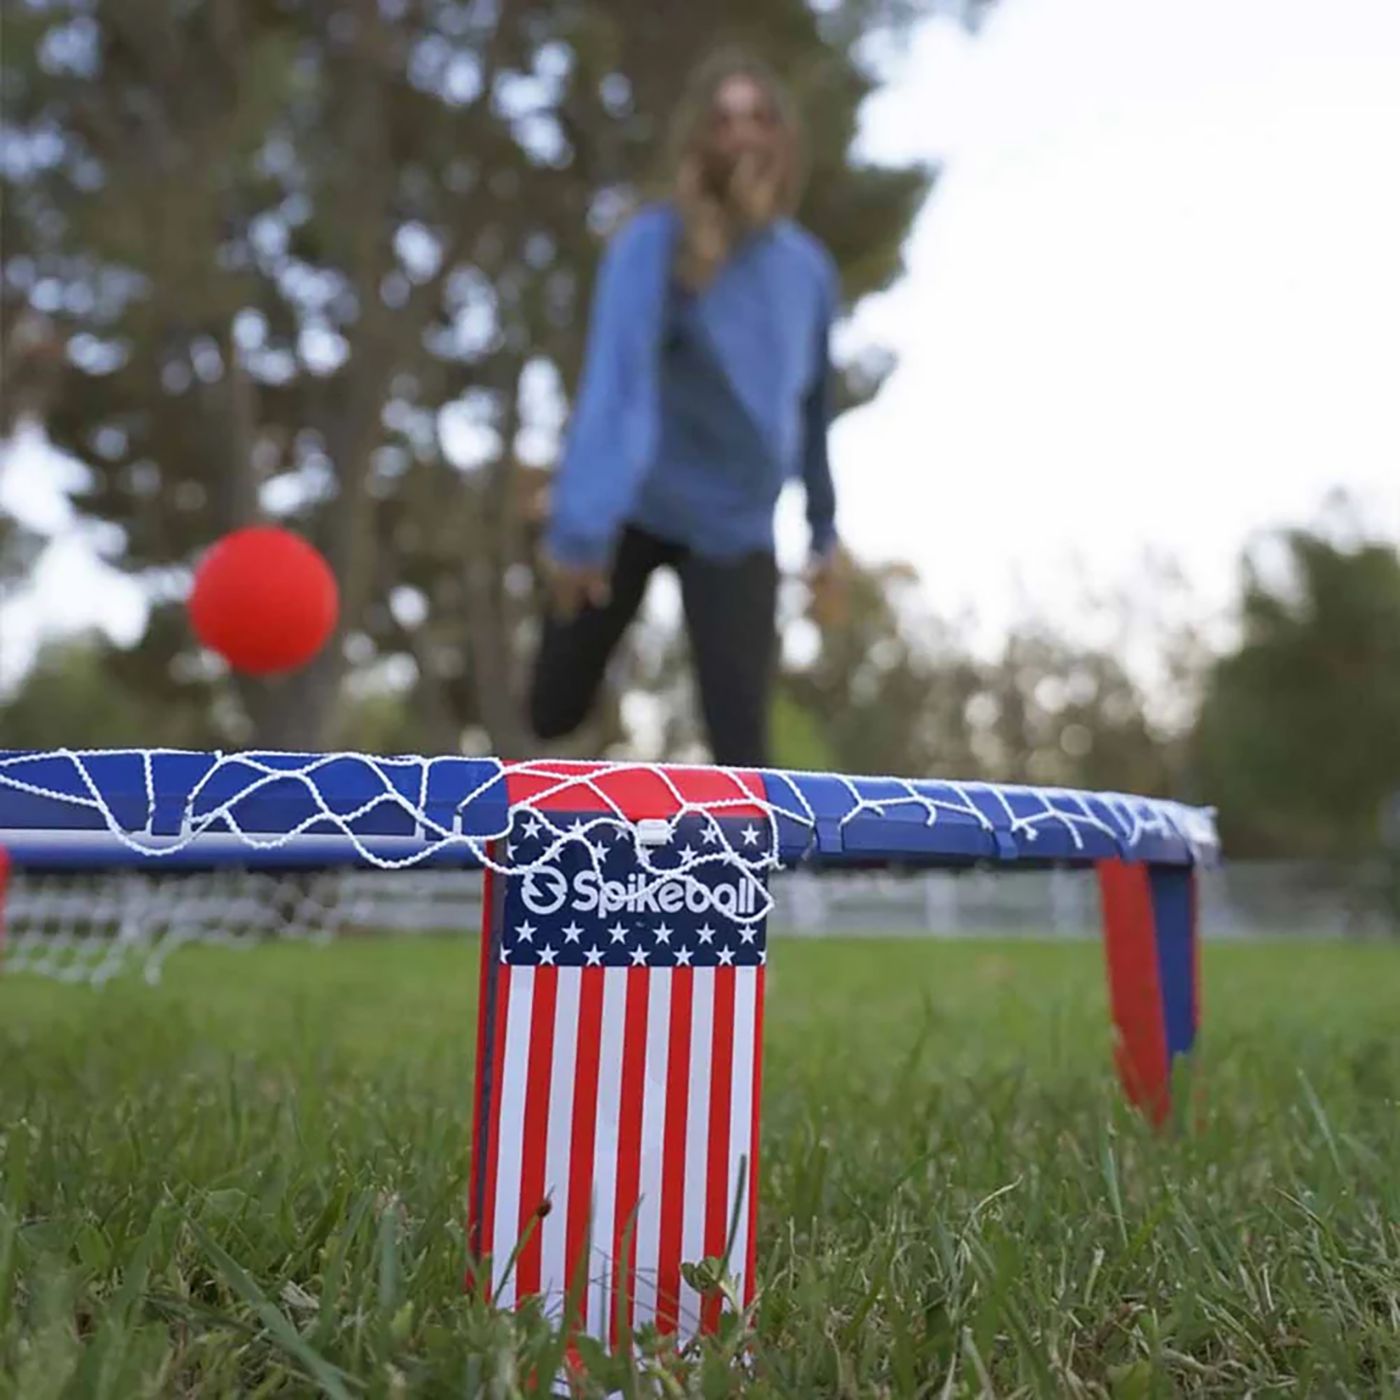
[784, 0, 1400, 635]
[4, 0, 1400, 689]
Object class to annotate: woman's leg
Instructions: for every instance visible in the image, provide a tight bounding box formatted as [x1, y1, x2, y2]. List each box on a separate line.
[678, 548, 779, 767]
[528, 526, 673, 741]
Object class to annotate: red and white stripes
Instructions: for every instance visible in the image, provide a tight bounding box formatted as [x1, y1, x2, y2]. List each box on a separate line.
[473, 961, 764, 1346]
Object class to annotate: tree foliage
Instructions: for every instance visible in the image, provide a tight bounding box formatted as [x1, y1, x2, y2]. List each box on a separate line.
[779, 557, 1185, 793]
[2, 0, 988, 750]
[1195, 528, 1400, 858]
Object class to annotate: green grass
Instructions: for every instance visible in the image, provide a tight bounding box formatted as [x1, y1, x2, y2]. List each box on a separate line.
[2, 936, 1398, 1397]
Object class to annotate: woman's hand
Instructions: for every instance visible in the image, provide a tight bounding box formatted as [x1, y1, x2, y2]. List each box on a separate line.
[544, 554, 612, 619]
[805, 542, 851, 628]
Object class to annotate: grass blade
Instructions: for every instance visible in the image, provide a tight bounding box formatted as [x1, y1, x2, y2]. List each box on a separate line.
[189, 1216, 357, 1400]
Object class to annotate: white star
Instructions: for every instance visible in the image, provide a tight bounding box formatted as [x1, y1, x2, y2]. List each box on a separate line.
[568, 819, 587, 837]
[629, 946, 649, 966]
[758, 948, 767, 965]
[697, 923, 715, 944]
[678, 843, 697, 864]
[653, 922, 673, 944]
[674, 947, 693, 967]
[521, 814, 542, 841]
[717, 946, 734, 966]
[738, 924, 756, 944]
[608, 921, 629, 944]
[584, 944, 604, 966]
[537, 944, 557, 966]
[701, 824, 720, 845]
[740, 825, 761, 847]
[499, 946, 510, 964]
[562, 922, 583, 943]
[591, 841, 609, 860]
[506, 841, 516, 858]
[515, 920, 536, 942]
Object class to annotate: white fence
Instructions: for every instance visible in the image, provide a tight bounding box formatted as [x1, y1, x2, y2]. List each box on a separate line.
[769, 862, 1396, 940]
[3, 860, 1393, 983]
[324, 861, 1396, 941]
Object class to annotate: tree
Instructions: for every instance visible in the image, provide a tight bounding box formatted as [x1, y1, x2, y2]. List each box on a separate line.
[2, 0, 991, 752]
[0, 509, 44, 609]
[0, 633, 216, 748]
[1194, 524, 1400, 858]
[777, 554, 1184, 792]
[780, 559, 980, 778]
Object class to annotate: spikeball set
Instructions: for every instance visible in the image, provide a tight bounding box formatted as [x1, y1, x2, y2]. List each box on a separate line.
[0, 746, 1218, 1357]
[0, 524, 1221, 1363]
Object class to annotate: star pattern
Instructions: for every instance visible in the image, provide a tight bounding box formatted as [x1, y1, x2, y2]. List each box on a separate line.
[497, 812, 768, 968]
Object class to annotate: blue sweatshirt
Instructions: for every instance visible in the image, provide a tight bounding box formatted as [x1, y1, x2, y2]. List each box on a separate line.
[547, 202, 840, 568]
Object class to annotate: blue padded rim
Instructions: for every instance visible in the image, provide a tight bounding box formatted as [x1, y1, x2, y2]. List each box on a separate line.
[0, 749, 1219, 873]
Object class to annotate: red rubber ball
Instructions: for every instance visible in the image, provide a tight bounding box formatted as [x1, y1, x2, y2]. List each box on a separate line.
[189, 526, 339, 676]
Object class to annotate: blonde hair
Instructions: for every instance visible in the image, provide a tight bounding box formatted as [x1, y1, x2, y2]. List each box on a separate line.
[666, 49, 805, 289]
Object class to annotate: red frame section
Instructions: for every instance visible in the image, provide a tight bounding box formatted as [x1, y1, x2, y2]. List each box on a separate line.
[1097, 858, 1201, 1128]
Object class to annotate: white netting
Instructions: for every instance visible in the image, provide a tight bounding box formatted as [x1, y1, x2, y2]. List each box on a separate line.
[0, 864, 1074, 985]
[0, 868, 343, 985]
[1, 749, 779, 867]
[0, 749, 1217, 983]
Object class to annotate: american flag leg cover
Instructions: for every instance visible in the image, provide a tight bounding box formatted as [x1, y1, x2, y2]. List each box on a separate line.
[468, 767, 767, 1349]
[1097, 859, 1201, 1127]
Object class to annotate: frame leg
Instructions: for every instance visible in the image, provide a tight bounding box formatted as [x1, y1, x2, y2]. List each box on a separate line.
[1097, 860, 1200, 1126]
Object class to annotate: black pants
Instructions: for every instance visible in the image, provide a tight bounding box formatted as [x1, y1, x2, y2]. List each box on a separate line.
[530, 525, 778, 766]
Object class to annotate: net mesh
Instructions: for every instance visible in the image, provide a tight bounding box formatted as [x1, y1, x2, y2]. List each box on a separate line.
[0, 865, 1109, 984]
[1, 868, 340, 984]
[0, 748, 1217, 983]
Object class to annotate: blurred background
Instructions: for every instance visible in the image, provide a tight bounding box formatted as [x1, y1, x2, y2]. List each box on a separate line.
[2, 0, 1398, 930]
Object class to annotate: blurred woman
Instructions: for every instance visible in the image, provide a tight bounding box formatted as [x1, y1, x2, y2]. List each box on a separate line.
[529, 50, 843, 766]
